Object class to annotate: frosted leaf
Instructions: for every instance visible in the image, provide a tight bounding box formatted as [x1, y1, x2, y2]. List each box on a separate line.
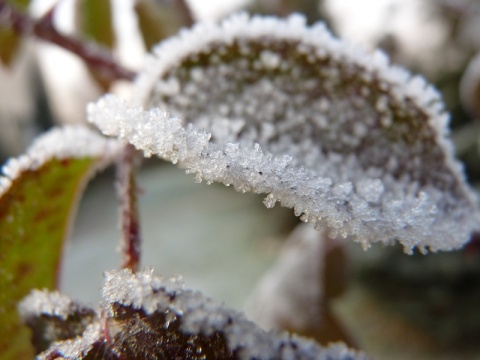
[88, 13, 480, 252]
[101, 269, 365, 360]
[32, 269, 366, 359]
[18, 290, 96, 354]
[0, 125, 122, 359]
[0, 125, 122, 197]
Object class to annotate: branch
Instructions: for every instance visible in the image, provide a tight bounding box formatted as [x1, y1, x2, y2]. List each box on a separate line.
[0, 0, 135, 82]
[117, 144, 142, 272]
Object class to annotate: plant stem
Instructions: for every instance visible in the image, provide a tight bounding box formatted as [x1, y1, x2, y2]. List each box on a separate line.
[117, 144, 142, 272]
[0, 0, 135, 82]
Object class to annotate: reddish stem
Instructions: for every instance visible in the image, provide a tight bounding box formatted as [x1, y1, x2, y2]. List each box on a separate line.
[117, 144, 142, 272]
[0, 0, 135, 82]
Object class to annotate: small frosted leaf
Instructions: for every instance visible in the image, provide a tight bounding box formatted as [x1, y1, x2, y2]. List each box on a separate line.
[0, 126, 122, 359]
[38, 269, 366, 359]
[89, 13, 480, 253]
[18, 290, 96, 354]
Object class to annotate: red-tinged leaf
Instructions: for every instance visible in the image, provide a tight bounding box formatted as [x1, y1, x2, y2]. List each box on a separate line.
[0, 126, 121, 359]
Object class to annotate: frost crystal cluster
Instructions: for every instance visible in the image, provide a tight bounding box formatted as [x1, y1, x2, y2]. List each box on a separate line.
[88, 13, 480, 252]
[18, 290, 96, 354]
[20, 269, 366, 359]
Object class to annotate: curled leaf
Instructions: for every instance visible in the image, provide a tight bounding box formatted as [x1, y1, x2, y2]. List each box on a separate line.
[88, 13, 480, 253]
[245, 224, 352, 345]
[0, 126, 121, 359]
[22, 269, 366, 359]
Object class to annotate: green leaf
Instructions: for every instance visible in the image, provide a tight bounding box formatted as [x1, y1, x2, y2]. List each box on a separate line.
[77, 0, 114, 48]
[0, 1, 35, 66]
[0, 126, 121, 359]
[5, 0, 30, 10]
[134, 0, 193, 51]
[0, 28, 21, 67]
[76, 0, 115, 89]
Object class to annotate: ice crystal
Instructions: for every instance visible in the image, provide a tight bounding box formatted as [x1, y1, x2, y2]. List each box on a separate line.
[0, 125, 122, 197]
[37, 322, 104, 360]
[88, 13, 480, 252]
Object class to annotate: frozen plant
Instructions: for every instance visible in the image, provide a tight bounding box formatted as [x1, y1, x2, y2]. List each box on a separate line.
[0, 2, 479, 359]
[89, 13, 480, 254]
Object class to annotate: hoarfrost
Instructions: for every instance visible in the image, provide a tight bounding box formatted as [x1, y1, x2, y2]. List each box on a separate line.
[0, 125, 123, 197]
[100, 269, 366, 360]
[88, 13, 480, 252]
[18, 290, 97, 355]
[37, 323, 103, 360]
[19, 289, 79, 321]
[28, 269, 366, 359]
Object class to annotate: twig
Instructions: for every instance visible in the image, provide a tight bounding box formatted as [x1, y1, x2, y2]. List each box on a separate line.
[117, 144, 142, 272]
[0, 0, 135, 82]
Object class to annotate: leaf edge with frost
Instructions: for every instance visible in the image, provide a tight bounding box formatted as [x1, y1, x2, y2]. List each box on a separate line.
[0, 125, 122, 360]
[19, 268, 367, 360]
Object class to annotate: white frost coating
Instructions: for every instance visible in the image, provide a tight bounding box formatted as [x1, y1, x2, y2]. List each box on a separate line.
[102, 269, 366, 360]
[18, 289, 76, 321]
[0, 125, 123, 197]
[89, 95, 478, 253]
[37, 322, 102, 360]
[89, 13, 480, 252]
[102, 268, 184, 315]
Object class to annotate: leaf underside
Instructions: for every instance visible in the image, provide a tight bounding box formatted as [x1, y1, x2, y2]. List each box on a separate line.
[127, 13, 479, 252]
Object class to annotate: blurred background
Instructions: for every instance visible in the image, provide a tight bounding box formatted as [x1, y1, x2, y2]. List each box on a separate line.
[2, 0, 480, 359]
